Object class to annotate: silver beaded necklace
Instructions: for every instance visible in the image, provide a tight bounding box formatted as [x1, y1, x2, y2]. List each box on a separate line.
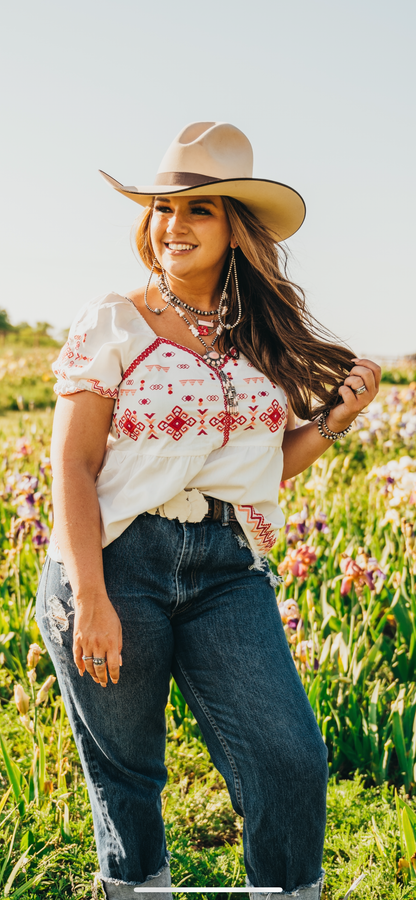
[143, 258, 240, 415]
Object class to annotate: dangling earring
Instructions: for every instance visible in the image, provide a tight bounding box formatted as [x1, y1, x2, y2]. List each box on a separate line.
[144, 258, 170, 316]
[218, 249, 242, 331]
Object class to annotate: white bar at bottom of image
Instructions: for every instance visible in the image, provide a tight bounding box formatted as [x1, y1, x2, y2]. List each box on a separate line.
[133, 889, 283, 893]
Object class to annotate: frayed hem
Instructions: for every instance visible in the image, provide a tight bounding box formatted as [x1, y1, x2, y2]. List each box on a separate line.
[247, 868, 325, 898]
[98, 858, 171, 887]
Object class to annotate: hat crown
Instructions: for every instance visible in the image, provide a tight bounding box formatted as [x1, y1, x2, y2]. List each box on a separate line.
[157, 121, 253, 181]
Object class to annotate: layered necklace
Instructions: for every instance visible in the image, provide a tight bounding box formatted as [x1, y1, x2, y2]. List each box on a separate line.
[144, 255, 241, 415]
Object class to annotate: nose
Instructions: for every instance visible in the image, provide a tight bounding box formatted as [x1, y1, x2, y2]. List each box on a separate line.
[165, 210, 188, 236]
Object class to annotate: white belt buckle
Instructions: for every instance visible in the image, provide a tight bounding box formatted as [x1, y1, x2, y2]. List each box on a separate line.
[148, 489, 209, 523]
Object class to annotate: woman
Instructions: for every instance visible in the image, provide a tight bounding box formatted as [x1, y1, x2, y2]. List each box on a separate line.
[36, 122, 380, 900]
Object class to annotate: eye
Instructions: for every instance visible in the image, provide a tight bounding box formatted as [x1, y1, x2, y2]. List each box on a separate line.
[191, 206, 211, 215]
[154, 204, 172, 213]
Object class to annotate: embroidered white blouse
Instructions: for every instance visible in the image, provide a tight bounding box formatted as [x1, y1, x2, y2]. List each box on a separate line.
[48, 292, 288, 561]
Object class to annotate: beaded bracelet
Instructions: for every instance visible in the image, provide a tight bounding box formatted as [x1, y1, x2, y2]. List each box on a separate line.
[317, 410, 353, 441]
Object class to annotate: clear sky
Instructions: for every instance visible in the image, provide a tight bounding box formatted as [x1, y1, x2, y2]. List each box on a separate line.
[1, 0, 415, 357]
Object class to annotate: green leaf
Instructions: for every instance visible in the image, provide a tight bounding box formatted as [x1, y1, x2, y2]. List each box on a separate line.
[36, 726, 46, 795]
[0, 735, 27, 814]
[391, 589, 414, 647]
[392, 710, 413, 793]
[3, 849, 31, 896]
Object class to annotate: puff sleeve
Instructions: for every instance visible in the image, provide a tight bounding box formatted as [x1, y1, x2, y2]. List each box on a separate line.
[52, 294, 131, 399]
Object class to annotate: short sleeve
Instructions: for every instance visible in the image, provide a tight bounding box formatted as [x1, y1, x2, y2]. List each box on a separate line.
[52, 294, 130, 399]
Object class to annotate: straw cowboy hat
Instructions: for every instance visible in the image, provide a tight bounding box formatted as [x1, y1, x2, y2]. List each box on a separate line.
[99, 121, 306, 242]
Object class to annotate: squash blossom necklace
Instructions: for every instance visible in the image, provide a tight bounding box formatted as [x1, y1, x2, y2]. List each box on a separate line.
[145, 259, 241, 416]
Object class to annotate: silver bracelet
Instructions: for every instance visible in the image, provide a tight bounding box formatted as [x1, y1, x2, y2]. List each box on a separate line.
[317, 411, 353, 441]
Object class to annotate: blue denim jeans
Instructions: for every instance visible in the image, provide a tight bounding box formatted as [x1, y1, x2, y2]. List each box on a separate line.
[36, 513, 327, 899]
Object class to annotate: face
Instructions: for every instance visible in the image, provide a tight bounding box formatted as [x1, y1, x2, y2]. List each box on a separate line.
[149, 195, 237, 284]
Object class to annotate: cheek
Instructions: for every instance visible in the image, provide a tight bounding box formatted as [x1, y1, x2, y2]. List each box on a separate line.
[199, 221, 232, 256]
[149, 217, 162, 249]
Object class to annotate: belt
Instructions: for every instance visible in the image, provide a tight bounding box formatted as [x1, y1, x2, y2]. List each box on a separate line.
[203, 496, 238, 522]
[147, 489, 238, 526]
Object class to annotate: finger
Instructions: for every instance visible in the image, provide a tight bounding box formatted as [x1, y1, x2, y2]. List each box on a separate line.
[107, 647, 120, 685]
[351, 358, 382, 386]
[83, 658, 100, 683]
[93, 660, 108, 687]
[338, 384, 363, 407]
[345, 366, 375, 394]
[344, 375, 367, 392]
[74, 643, 85, 677]
[348, 364, 376, 384]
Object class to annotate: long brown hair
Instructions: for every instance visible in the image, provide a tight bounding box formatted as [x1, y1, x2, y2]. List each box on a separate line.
[135, 198, 355, 420]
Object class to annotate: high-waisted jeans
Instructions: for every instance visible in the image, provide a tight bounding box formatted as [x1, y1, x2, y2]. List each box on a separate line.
[36, 513, 328, 900]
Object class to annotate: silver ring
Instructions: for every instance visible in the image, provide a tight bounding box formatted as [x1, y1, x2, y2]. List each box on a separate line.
[355, 384, 367, 395]
[82, 655, 94, 661]
[92, 656, 106, 667]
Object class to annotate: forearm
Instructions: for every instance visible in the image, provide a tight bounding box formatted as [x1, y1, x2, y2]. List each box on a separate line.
[52, 463, 107, 602]
[281, 410, 356, 480]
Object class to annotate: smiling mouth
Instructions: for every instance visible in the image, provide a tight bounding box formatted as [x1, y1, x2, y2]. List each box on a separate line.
[164, 243, 197, 252]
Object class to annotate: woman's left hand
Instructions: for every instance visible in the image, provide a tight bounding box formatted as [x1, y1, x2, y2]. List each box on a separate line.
[326, 357, 382, 432]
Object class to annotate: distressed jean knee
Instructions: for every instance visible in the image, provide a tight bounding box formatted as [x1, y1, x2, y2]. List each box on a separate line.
[99, 862, 172, 900]
[247, 869, 325, 899]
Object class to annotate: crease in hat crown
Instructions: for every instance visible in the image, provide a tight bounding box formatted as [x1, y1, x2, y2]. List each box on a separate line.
[156, 121, 254, 181]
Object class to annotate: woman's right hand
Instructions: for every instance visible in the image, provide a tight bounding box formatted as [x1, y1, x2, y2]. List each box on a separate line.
[73, 594, 123, 687]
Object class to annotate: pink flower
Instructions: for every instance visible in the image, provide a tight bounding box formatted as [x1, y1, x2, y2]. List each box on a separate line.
[340, 550, 385, 596]
[278, 600, 301, 628]
[296, 640, 319, 670]
[278, 544, 317, 584]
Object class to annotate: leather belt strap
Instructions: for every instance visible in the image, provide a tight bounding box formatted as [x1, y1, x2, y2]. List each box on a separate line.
[203, 496, 237, 522]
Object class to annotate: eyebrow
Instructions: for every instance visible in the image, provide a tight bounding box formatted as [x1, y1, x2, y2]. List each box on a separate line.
[154, 196, 216, 207]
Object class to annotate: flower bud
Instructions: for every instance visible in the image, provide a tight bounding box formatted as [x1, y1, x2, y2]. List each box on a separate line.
[20, 714, 34, 733]
[14, 683, 30, 715]
[27, 643, 44, 668]
[28, 668, 37, 685]
[36, 675, 56, 705]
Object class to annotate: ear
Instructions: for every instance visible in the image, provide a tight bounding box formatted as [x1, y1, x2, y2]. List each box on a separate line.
[230, 235, 239, 249]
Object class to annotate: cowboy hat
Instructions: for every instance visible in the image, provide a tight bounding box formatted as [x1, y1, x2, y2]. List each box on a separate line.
[99, 122, 306, 242]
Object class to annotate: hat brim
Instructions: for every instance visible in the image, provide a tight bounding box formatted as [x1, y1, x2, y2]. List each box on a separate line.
[99, 170, 306, 242]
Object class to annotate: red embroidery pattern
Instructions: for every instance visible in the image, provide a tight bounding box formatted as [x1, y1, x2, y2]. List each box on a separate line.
[158, 406, 197, 441]
[209, 411, 247, 433]
[244, 395, 258, 431]
[237, 505, 277, 552]
[196, 401, 208, 436]
[259, 399, 286, 433]
[87, 379, 118, 399]
[118, 409, 145, 441]
[144, 412, 158, 439]
[55, 339, 92, 371]
[120, 338, 236, 447]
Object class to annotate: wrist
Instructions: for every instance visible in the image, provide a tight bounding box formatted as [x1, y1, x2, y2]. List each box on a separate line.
[325, 410, 357, 433]
[73, 590, 110, 609]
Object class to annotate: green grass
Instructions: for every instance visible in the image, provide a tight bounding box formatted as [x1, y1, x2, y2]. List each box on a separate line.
[0, 380, 416, 897]
[0, 714, 415, 899]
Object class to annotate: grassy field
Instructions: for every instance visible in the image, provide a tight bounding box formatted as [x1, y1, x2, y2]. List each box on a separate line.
[0, 357, 416, 897]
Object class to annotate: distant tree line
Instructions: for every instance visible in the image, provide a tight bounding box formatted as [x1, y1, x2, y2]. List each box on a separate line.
[0, 309, 62, 347]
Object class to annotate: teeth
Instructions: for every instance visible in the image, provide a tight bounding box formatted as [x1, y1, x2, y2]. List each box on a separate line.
[167, 243, 195, 250]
